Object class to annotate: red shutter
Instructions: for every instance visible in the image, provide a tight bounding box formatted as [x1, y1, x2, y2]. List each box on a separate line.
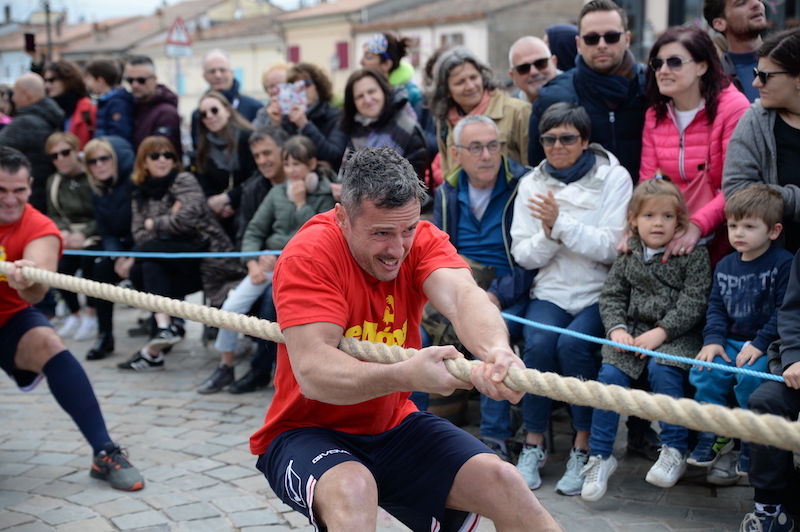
[288, 45, 300, 63]
[336, 41, 349, 70]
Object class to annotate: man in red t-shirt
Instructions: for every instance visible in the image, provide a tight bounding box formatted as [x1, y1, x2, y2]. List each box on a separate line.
[0, 147, 143, 492]
[252, 148, 562, 532]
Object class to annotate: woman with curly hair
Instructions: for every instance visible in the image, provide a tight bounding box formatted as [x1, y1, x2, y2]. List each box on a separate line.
[43, 60, 96, 148]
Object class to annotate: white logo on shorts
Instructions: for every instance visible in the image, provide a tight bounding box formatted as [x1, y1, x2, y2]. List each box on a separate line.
[285, 460, 306, 508]
[311, 448, 351, 464]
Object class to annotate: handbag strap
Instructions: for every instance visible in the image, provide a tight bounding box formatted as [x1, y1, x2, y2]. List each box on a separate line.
[49, 173, 73, 226]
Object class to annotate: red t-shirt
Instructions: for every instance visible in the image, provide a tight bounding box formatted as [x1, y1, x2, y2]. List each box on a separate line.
[0, 204, 63, 328]
[250, 210, 468, 455]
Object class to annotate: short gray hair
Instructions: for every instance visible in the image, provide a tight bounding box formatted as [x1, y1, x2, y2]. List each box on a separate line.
[538, 102, 591, 141]
[203, 49, 232, 68]
[453, 115, 498, 146]
[508, 36, 550, 69]
[340, 148, 427, 220]
[428, 47, 498, 122]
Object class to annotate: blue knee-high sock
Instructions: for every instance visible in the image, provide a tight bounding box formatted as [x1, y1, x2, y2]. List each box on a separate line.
[43, 350, 111, 455]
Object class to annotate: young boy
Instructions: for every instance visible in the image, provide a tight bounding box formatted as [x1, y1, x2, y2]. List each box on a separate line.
[689, 185, 793, 479]
[85, 58, 134, 143]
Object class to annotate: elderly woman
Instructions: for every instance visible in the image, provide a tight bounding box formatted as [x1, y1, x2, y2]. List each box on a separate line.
[45, 132, 100, 342]
[195, 90, 256, 237]
[252, 61, 290, 130]
[429, 46, 531, 177]
[43, 60, 95, 149]
[723, 26, 800, 254]
[118, 136, 245, 372]
[510, 102, 632, 495]
[82, 136, 135, 360]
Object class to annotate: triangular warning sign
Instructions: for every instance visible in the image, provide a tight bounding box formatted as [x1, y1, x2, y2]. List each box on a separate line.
[166, 17, 192, 46]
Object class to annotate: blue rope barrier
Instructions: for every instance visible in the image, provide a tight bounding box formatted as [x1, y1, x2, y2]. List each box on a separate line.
[501, 311, 785, 383]
[62, 249, 282, 259]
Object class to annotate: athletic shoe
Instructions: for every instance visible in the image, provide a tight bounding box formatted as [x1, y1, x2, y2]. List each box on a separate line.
[73, 314, 99, 341]
[580, 455, 618, 501]
[56, 314, 81, 339]
[740, 508, 795, 532]
[147, 325, 183, 351]
[90, 442, 144, 491]
[737, 442, 750, 478]
[479, 437, 510, 462]
[687, 432, 733, 467]
[555, 447, 589, 496]
[627, 424, 661, 461]
[707, 451, 739, 486]
[516, 444, 547, 490]
[646, 445, 687, 488]
[197, 364, 235, 394]
[117, 348, 164, 371]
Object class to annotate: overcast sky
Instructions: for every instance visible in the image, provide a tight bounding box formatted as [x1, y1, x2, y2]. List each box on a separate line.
[7, 0, 300, 23]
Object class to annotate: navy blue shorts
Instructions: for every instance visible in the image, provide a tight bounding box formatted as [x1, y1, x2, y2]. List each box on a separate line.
[256, 411, 490, 532]
[0, 306, 52, 391]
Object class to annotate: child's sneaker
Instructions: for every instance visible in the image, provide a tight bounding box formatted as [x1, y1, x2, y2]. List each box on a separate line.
[56, 314, 81, 339]
[737, 442, 750, 478]
[516, 444, 547, 490]
[707, 451, 739, 486]
[687, 432, 733, 467]
[740, 507, 794, 532]
[580, 454, 618, 502]
[90, 442, 144, 491]
[645, 445, 686, 488]
[555, 447, 589, 496]
[117, 348, 164, 371]
[73, 314, 99, 342]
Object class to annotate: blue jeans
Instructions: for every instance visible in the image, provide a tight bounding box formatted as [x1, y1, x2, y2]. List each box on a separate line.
[214, 273, 273, 353]
[589, 359, 689, 458]
[521, 299, 602, 435]
[480, 296, 528, 439]
[689, 338, 768, 409]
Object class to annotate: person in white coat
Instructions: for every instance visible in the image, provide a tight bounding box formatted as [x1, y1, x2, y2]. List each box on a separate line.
[510, 102, 633, 496]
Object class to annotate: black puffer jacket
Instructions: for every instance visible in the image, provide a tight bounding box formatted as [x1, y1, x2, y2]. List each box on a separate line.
[280, 101, 348, 172]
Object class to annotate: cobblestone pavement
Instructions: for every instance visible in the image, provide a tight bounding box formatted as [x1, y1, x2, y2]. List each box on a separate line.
[0, 302, 753, 531]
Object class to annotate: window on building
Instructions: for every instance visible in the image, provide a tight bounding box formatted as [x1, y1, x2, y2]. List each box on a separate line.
[288, 45, 300, 63]
[407, 36, 421, 67]
[440, 33, 463, 47]
[335, 41, 349, 70]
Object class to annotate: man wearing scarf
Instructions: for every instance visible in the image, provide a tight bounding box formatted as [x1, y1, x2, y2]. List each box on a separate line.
[527, 0, 646, 182]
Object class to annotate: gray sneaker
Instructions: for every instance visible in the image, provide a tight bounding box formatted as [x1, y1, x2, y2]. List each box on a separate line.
[90, 443, 144, 491]
[707, 451, 739, 486]
[516, 444, 547, 490]
[556, 447, 589, 496]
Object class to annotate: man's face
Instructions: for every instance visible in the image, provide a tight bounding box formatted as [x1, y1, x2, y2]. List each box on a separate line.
[251, 137, 284, 183]
[0, 167, 31, 226]
[203, 54, 234, 92]
[125, 64, 157, 101]
[577, 10, 631, 75]
[336, 199, 420, 282]
[716, 0, 767, 39]
[509, 40, 558, 101]
[452, 123, 502, 190]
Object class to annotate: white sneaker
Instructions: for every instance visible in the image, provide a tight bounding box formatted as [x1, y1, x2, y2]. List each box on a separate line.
[580, 455, 618, 501]
[73, 315, 99, 341]
[516, 445, 547, 490]
[56, 314, 81, 339]
[555, 447, 589, 496]
[645, 445, 686, 488]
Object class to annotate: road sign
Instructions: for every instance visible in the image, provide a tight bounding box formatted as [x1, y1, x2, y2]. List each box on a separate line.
[166, 17, 192, 46]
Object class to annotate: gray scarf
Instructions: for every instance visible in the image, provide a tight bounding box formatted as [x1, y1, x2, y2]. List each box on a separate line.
[206, 132, 240, 173]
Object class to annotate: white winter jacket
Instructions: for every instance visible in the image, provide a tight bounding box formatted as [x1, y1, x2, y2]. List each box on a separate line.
[511, 144, 633, 316]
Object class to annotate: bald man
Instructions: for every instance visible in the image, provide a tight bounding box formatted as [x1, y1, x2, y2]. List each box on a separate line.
[0, 73, 65, 212]
[508, 37, 561, 103]
[190, 49, 263, 149]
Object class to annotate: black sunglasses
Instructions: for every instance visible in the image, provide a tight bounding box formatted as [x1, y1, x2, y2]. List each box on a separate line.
[753, 68, 792, 85]
[650, 56, 695, 72]
[87, 154, 112, 166]
[124, 75, 154, 85]
[513, 57, 551, 75]
[147, 152, 176, 161]
[581, 31, 624, 46]
[199, 107, 220, 120]
[48, 148, 72, 160]
[539, 133, 582, 147]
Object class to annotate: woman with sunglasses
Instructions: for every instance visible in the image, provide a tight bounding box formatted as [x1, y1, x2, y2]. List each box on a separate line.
[429, 46, 531, 177]
[724, 27, 800, 254]
[510, 102, 632, 495]
[44, 132, 101, 343]
[639, 26, 749, 265]
[81, 136, 135, 360]
[42, 60, 96, 149]
[118, 137, 245, 371]
[195, 90, 256, 239]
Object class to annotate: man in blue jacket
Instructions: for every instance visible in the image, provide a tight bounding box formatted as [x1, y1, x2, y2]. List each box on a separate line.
[433, 114, 533, 461]
[528, 0, 646, 180]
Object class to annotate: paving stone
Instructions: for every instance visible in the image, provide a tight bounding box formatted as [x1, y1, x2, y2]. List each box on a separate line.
[212, 494, 269, 513]
[92, 498, 151, 518]
[54, 517, 115, 532]
[32, 480, 87, 498]
[163, 501, 220, 521]
[163, 472, 219, 490]
[9, 494, 63, 514]
[39, 504, 98, 525]
[0, 490, 32, 509]
[0, 510, 35, 530]
[110, 510, 170, 530]
[182, 442, 228, 457]
[25, 465, 77, 480]
[173, 517, 234, 532]
[174, 457, 226, 473]
[141, 465, 187, 482]
[283, 511, 311, 528]
[204, 465, 255, 481]
[65, 489, 124, 506]
[140, 491, 197, 510]
[231, 509, 281, 527]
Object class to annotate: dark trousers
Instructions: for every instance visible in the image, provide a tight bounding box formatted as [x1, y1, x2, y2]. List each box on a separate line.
[88, 257, 120, 335]
[58, 252, 98, 314]
[131, 259, 202, 300]
[251, 282, 277, 374]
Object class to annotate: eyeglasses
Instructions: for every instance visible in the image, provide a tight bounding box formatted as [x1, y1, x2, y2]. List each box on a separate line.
[147, 152, 176, 161]
[86, 154, 112, 166]
[539, 133, 582, 147]
[580, 31, 624, 46]
[43, 77, 58, 84]
[199, 107, 220, 120]
[513, 57, 552, 75]
[650, 56, 695, 72]
[48, 148, 72, 160]
[753, 68, 792, 85]
[204, 67, 230, 75]
[456, 140, 503, 157]
[124, 75, 154, 85]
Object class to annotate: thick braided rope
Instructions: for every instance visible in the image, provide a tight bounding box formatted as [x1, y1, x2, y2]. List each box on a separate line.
[4, 260, 800, 451]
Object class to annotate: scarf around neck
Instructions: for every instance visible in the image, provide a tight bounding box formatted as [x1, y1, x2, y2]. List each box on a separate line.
[576, 50, 637, 110]
[207, 131, 240, 173]
[137, 168, 178, 203]
[545, 149, 596, 184]
[447, 89, 493, 127]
